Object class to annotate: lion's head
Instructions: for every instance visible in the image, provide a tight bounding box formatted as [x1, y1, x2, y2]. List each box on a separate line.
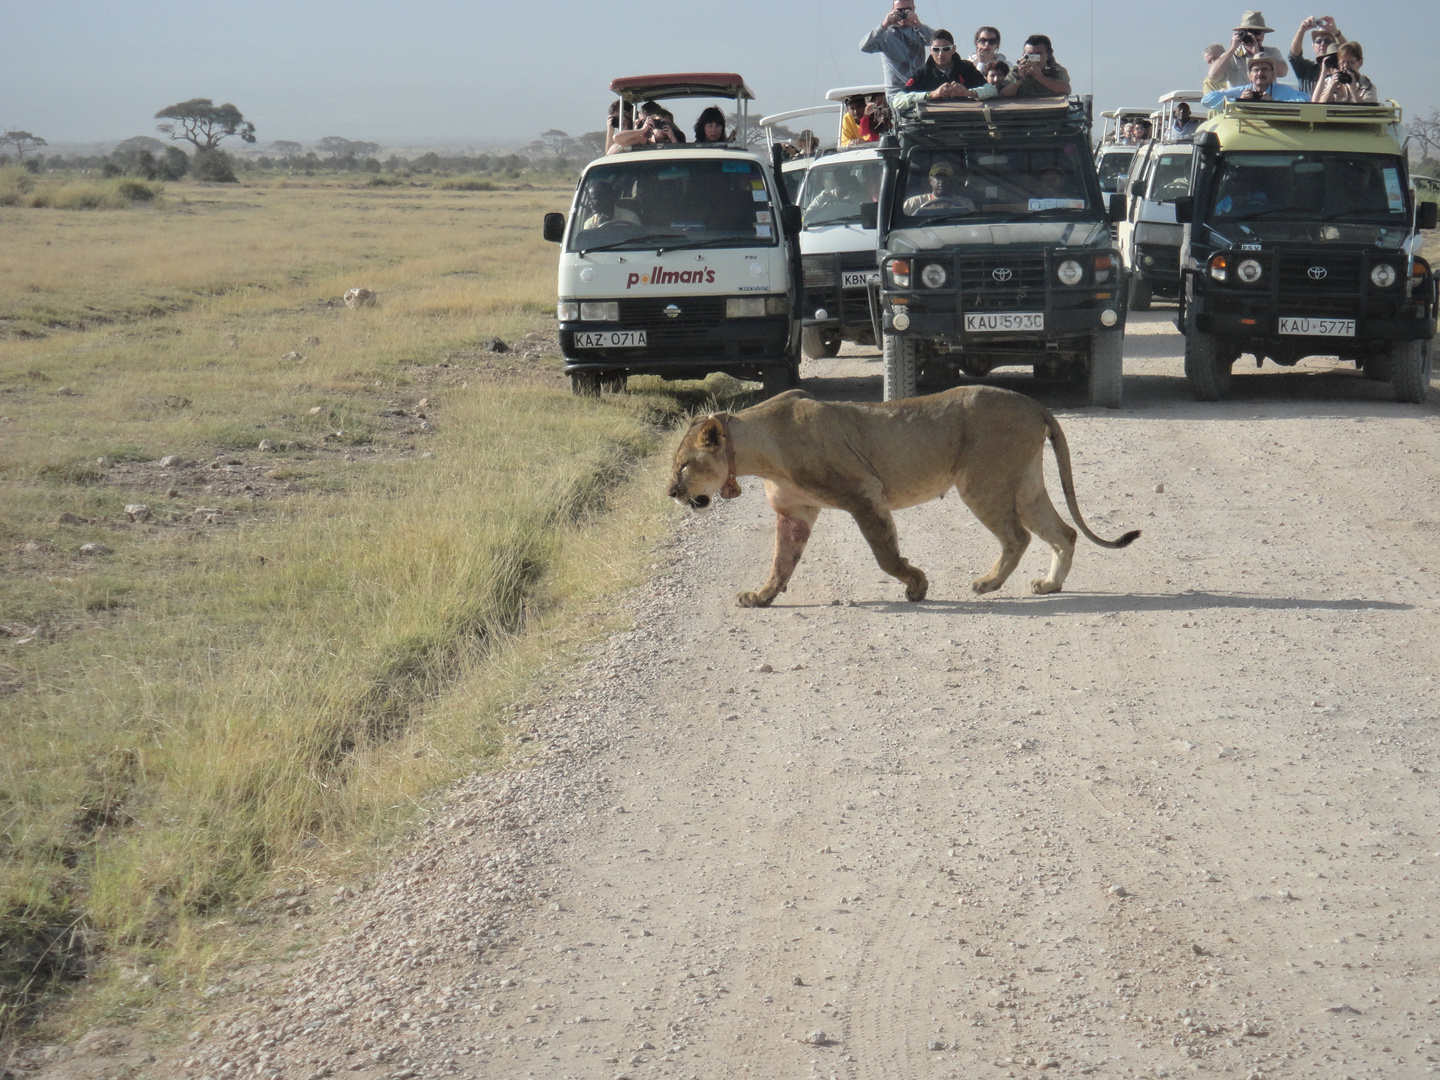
[667, 414, 740, 510]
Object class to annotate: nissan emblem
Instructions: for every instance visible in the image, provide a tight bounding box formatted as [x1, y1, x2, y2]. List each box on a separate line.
[664, 304, 681, 318]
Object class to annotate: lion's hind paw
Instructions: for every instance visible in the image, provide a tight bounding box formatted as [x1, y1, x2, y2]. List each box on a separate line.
[736, 590, 773, 608]
[1030, 577, 1063, 595]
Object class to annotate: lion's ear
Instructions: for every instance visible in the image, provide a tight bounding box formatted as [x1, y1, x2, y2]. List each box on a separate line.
[699, 418, 723, 449]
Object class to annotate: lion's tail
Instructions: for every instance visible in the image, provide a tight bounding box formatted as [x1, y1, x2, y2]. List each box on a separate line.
[1043, 410, 1141, 550]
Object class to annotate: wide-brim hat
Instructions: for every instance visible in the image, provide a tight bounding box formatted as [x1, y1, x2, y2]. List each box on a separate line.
[1310, 27, 1336, 40]
[1233, 10, 1274, 33]
[1246, 53, 1282, 72]
[1318, 42, 1341, 56]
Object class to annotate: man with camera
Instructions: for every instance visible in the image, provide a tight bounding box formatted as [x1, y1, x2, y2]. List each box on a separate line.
[860, 1, 935, 96]
[606, 107, 685, 153]
[1287, 15, 1347, 94]
[897, 29, 997, 105]
[1201, 54, 1308, 109]
[1006, 35, 1072, 98]
[1207, 11, 1288, 89]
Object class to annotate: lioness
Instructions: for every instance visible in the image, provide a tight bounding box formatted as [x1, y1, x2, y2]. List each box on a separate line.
[667, 386, 1138, 607]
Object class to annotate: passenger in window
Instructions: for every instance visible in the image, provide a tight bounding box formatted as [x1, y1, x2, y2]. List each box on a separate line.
[1007, 35, 1071, 97]
[1202, 44, 1227, 92]
[968, 26, 1007, 74]
[1170, 103, 1199, 140]
[1312, 42, 1377, 105]
[693, 107, 730, 144]
[902, 159, 976, 215]
[1207, 12, 1288, 89]
[1200, 54, 1308, 107]
[899, 29, 996, 102]
[607, 110, 683, 153]
[860, 1, 935, 96]
[858, 95, 894, 141]
[1287, 15, 1346, 95]
[840, 96, 867, 146]
[604, 101, 635, 154]
[1133, 119, 1153, 144]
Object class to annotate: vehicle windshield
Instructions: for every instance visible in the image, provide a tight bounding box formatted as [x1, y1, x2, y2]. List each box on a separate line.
[1096, 149, 1136, 192]
[799, 159, 884, 228]
[567, 156, 778, 252]
[893, 142, 1099, 227]
[1145, 150, 1192, 202]
[782, 167, 807, 205]
[1207, 152, 1409, 224]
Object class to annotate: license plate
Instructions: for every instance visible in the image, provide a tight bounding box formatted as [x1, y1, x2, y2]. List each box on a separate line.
[1278, 317, 1354, 338]
[842, 270, 879, 289]
[573, 330, 647, 348]
[965, 312, 1045, 332]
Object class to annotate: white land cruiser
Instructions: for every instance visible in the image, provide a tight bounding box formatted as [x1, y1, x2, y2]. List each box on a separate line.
[543, 74, 803, 396]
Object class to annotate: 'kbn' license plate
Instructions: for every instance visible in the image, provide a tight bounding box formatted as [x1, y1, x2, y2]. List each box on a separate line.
[1278, 317, 1354, 337]
[573, 330, 647, 348]
[965, 312, 1044, 332]
[842, 270, 880, 289]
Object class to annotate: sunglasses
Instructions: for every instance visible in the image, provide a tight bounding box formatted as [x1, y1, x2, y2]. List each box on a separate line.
[931, 44, 953, 52]
[976, 37, 998, 45]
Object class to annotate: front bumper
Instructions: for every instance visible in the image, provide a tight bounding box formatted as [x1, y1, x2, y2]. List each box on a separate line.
[560, 314, 791, 376]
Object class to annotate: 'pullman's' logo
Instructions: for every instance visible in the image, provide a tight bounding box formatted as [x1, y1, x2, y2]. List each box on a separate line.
[626, 266, 717, 289]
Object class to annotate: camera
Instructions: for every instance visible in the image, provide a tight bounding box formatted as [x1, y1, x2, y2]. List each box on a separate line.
[1335, 71, 1353, 85]
[1238, 31, 1255, 46]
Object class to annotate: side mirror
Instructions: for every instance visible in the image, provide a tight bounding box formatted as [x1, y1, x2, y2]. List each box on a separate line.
[1418, 201, 1439, 231]
[542, 212, 566, 243]
[860, 202, 879, 230]
[1106, 192, 1126, 223]
[780, 205, 802, 235]
[1173, 196, 1194, 225]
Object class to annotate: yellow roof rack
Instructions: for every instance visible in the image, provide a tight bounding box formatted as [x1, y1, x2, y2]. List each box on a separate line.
[1216, 99, 1402, 126]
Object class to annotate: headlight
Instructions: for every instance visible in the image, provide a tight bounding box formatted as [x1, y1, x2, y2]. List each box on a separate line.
[888, 259, 911, 289]
[1093, 254, 1115, 284]
[557, 301, 580, 321]
[765, 295, 789, 316]
[1208, 254, 1229, 283]
[725, 297, 766, 318]
[920, 263, 948, 288]
[1057, 259, 1084, 286]
[1370, 263, 1397, 288]
[802, 257, 833, 288]
[580, 301, 619, 321]
[1236, 259, 1263, 285]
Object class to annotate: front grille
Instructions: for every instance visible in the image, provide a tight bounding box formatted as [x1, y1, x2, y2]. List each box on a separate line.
[1136, 243, 1180, 284]
[960, 253, 1048, 311]
[617, 296, 727, 331]
[1274, 248, 1364, 318]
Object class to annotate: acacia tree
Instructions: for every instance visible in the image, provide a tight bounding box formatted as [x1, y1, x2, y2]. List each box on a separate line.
[535, 129, 573, 159]
[1408, 108, 1440, 161]
[1, 130, 47, 159]
[154, 99, 256, 150]
[316, 136, 380, 159]
[269, 140, 303, 160]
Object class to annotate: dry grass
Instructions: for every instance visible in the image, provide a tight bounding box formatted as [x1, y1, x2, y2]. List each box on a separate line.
[0, 177, 754, 1041]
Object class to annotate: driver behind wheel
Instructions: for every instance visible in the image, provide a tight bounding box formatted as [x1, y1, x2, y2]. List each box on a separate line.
[902, 158, 976, 215]
[581, 183, 640, 229]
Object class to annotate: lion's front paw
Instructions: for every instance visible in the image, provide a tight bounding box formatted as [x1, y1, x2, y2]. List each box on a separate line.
[904, 570, 929, 602]
[736, 590, 773, 608]
[971, 576, 1001, 595]
[1030, 577, 1063, 595]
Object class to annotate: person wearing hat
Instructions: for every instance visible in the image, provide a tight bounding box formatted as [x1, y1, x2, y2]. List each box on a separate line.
[1313, 41, 1378, 105]
[902, 157, 975, 216]
[1201, 53, 1308, 109]
[1207, 11, 1289, 88]
[1287, 14, 1347, 94]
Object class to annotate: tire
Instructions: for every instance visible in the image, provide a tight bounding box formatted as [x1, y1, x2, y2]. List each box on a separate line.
[570, 372, 601, 397]
[1088, 330, 1124, 409]
[1361, 354, 1392, 382]
[802, 327, 843, 360]
[882, 332, 917, 401]
[761, 365, 791, 398]
[1128, 276, 1153, 312]
[1391, 338, 1433, 404]
[820, 330, 842, 357]
[1183, 331, 1232, 401]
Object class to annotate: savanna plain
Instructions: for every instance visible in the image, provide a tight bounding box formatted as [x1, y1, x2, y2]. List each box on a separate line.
[3, 177, 1440, 1080]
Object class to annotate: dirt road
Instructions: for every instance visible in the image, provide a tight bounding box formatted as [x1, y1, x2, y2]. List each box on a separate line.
[40, 314, 1440, 1080]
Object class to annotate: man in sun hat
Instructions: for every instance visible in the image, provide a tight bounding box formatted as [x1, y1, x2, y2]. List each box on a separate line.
[1201, 53, 1308, 109]
[1207, 11, 1288, 88]
[1287, 14, 1347, 94]
[902, 157, 976, 215]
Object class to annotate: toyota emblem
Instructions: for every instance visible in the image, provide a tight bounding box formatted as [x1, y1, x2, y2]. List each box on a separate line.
[992, 267, 1013, 282]
[1307, 266, 1328, 281]
[664, 304, 681, 318]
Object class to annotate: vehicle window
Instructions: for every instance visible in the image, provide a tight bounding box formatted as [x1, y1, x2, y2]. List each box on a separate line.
[894, 143, 1097, 226]
[1209, 152, 1408, 223]
[568, 158, 778, 251]
[800, 159, 884, 228]
[783, 168, 807, 204]
[1096, 150, 1136, 190]
[1146, 152, 1192, 202]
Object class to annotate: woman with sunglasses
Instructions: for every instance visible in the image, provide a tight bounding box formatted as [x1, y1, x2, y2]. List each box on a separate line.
[968, 26, 1007, 74]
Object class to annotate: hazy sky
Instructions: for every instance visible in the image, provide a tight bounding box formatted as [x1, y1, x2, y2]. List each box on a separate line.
[6, 1, 1436, 151]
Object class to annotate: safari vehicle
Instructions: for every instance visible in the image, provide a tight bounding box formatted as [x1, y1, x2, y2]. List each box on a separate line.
[868, 96, 1129, 407]
[1095, 107, 1150, 195]
[757, 98, 843, 205]
[1176, 99, 1438, 402]
[1116, 95, 1203, 311]
[761, 85, 888, 360]
[543, 73, 803, 396]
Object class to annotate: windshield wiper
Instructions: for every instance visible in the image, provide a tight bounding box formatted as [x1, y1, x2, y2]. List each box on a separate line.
[579, 232, 685, 254]
[1316, 211, 1404, 222]
[663, 235, 772, 250]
